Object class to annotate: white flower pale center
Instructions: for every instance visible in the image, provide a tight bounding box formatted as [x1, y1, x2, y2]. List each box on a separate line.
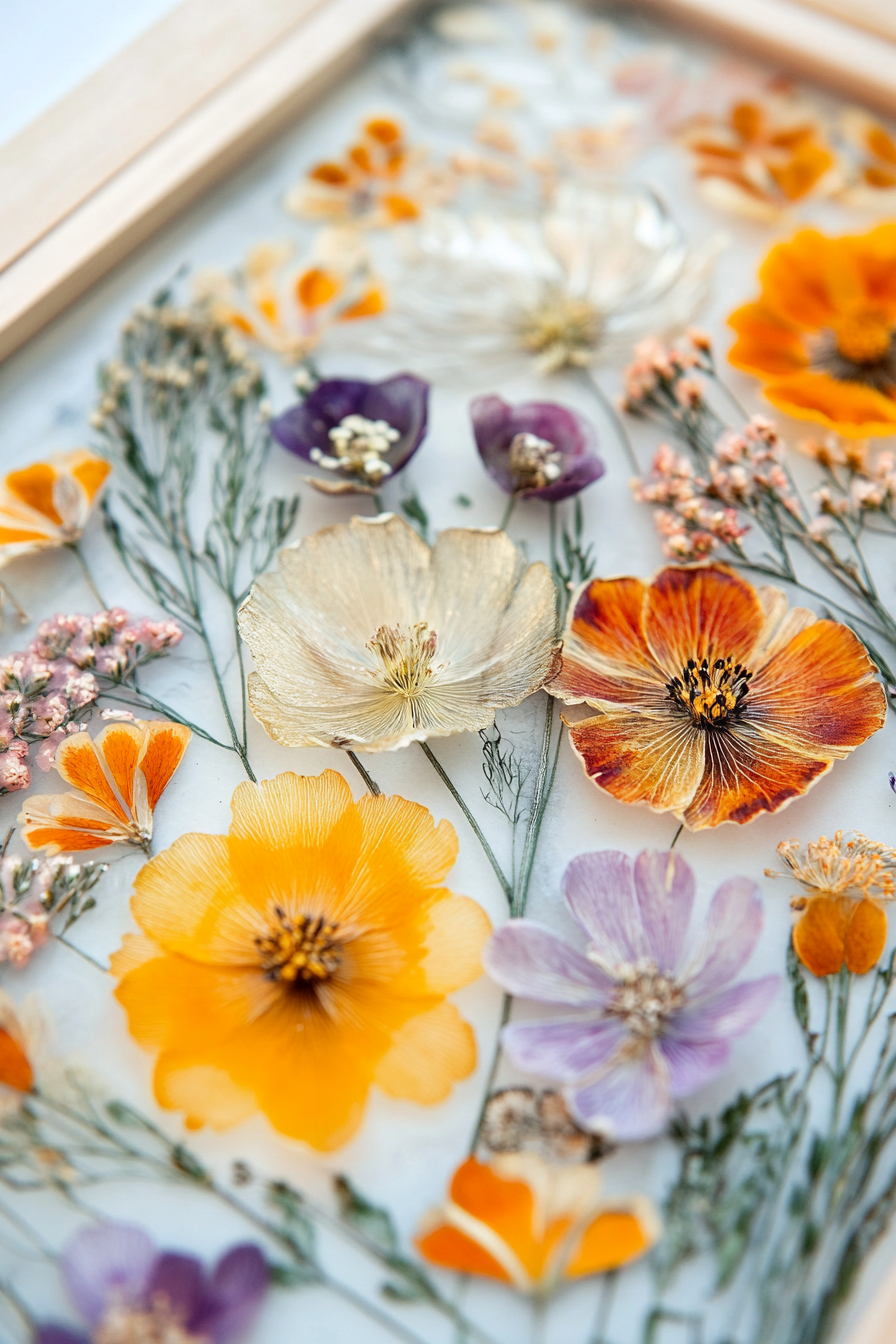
[508, 432, 563, 491]
[598, 955, 684, 1040]
[368, 622, 439, 702]
[517, 291, 604, 372]
[310, 413, 400, 482]
[94, 1297, 197, 1344]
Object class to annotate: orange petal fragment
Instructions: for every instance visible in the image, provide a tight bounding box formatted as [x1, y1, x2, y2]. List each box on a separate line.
[20, 826, 116, 852]
[382, 193, 420, 222]
[0, 1028, 33, 1093]
[53, 733, 129, 822]
[338, 286, 387, 321]
[138, 721, 192, 811]
[309, 162, 350, 185]
[96, 723, 143, 810]
[70, 454, 111, 503]
[793, 895, 849, 977]
[365, 117, 403, 145]
[296, 267, 343, 310]
[416, 1224, 513, 1282]
[565, 1209, 654, 1278]
[4, 463, 62, 524]
[844, 898, 888, 976]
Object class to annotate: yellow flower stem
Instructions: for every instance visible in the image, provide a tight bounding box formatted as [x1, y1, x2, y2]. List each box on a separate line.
[346, 749, 381, 796]
[67, 542, 107, 608]
[418, 742, 512, 902]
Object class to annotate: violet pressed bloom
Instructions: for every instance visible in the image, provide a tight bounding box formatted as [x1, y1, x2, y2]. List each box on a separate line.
[470, 394, 605, 501]
[35, 1222, 268, 1344]
[483, 850, 778, 1141]
[270, 373, 429, 494]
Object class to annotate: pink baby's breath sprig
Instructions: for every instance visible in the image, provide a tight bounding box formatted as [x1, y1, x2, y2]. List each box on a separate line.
[633, 442, 749, 561]
[0, 851, 108, 967]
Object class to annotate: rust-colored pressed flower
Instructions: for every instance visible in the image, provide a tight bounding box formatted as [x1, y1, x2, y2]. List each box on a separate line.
[769, 831, 896, 977]
[417, 1152, 659, 1294]
[681, 98, 837, 221]
[549, 564, 885, 830]
[728, 224, 896, 437]
[111, 771, 490, 1151]
[19, 720, 191, 854]
[0, 450, 110, 564]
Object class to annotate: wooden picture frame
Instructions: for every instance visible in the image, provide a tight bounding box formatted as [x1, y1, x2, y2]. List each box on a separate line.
[1, 0, 896, 364]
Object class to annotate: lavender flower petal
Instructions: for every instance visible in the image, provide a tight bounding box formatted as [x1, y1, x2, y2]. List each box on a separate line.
[686, 877, 764, 999]
[196, 1244, 269, 1344]
[660, 1035, 731, 1100]
[561, 851, 647, 965]
[670, 976, 779, 1042]
[148, 1252, 205, 1321]
[502, 1015, 627, 1082]
[633, 850, 695, 975]
[271, 374, 429, 475]
[35, 1328, 88, 1344]
[567, 1045, 670, 1141]
[484, 921, 613, 1005]
[471, 394, 605, 502]
[61, 1223, 155, 1326]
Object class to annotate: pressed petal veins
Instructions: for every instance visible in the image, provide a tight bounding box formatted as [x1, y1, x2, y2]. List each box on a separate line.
[484, 921, 613, 1004]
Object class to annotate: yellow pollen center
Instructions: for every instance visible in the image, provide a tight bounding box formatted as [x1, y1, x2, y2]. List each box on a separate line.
[256, 909, 343, 984]
[600, 956, 685, 1041]
[517, 292, 603, 371]
[835, 311, 893, 366]
[368, 621, 438, 699]
[95, 1298, 196, 1344]
[666, 655, 752, 728]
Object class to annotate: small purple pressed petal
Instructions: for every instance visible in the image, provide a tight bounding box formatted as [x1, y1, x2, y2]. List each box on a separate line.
[61, 1223, 155, 1326]
[660, 1035, 731, 1100]
[685, 877, 765, 999]
[470, 394, 604, 502]
[567, 1045, 670, 1142]
[670, 976, 779, 1043]
[502, 1014, 627, 1082]
[34, 1327, 89, 1344]
[195, 1244, 269, 1344]
[270, 374, 429, 475]
[358, 374, 430, 471]
[148, 1252, 205, 1323]
[484, 921, 613, 1005]
[561, 851, 647, 966]
[633, 850, 696, 976]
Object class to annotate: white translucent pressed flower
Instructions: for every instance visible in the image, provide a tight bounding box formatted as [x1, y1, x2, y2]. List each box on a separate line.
[238, 515, 560, 751]
[346, 182, 719, 379]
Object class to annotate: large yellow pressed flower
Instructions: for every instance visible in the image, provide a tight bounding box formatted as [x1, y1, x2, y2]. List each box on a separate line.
[111, 771, 490, 1150]
[728, 224, 896, 437]
[238, 514, 559, 752]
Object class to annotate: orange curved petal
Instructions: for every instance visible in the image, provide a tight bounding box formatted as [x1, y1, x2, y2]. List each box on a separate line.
[727, 302, 809, 378]
[565, 1209, 654, 1278]
[768, 141, 834, 202]
[749, 619, 885, 755]
[683, 721, 830, 830]
[793, 895, 848, 976]
[382, 193, 420, 222]
[643, 564, 765, 676]
[53, 733, 129, 822]
[95, 723, 143, 810]
[757, 229, 856, 329]
[19, 826, 117, 853]
[762, 371, 896, 438]
[137, 720, 191, 810]
[338, 286, 386, 321]
[844, 898, 888, 975]
[567, 707, 705, 816]
[450, 1158, 537, 1267]
[69, 453, 110, 503]
[550, 576, 661, 706]
[0, 1028, 33, 1093]
[365, 117, 403, 146]
[308, 162, 350, 186]
[4, 463, 62, 524]
[0, 524, 56, 545]
[417, 1223, 513, 1282]
[296, 267, 343, 310]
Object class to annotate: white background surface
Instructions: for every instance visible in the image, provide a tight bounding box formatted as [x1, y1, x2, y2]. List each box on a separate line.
[0, 3, 895, 1342]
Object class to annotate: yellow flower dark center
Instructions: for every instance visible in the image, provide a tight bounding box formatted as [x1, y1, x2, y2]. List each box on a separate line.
[835, 310, 893, 366]
[368, 621, 438, 700]
[666, 656, 752, 727]
[256, 909, 343, 984]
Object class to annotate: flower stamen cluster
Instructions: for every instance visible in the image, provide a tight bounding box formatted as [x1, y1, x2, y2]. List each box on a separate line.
[601, 955, 685, 1042]
[310, 413, 401, 483]
[508, 431, 563, 491]
[256, 909, 344, 985]
[769, 831, 896, 907]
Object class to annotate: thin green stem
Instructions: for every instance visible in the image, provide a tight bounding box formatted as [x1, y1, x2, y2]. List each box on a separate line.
[582, 370, 639, 473]
[669, 822, 684, 850]
[418, 742, 512, 902]
[499, 496, 517, 531]
[197, 620, 256, 781]
[530, 1296, 548, 1344]
[0, 1281, 35, 1332]
[589, 1271, 619, 1344]
[514, 696, 559, 917]
[97, 686, 232, 749]
[55, 934, 110, 974]
[468, 993, 513, 1154]
[67, 542, 107, 608]
[0, 581, 29, 625]
[346, 750, 381, 796]
[321, 1274, 435, 1344]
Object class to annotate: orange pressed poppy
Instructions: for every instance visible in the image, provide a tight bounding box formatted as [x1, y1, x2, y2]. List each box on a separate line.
[728, 224, 896, 437]
[417, 1153, 659, 1294]
[770, 832, 896, 977]
[0, 450, 110, 563]
[110, 771, 490, 1150]
[682, 99, 837, 221]
[549, 564, 885, 830]
[19, 719, 191, 854]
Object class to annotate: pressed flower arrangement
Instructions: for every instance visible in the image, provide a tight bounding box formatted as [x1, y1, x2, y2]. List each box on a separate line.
[4, 6, 896, 1344]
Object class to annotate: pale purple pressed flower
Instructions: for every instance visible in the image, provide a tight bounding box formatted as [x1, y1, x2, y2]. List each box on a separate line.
[34, 1223, 268, 1344]
[483, 849, 778, 1142]
[271, 373, 429, 494]
[470, 394, 605, 502]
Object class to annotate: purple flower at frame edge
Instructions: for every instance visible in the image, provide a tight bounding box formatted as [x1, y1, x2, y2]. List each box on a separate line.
[271, 373, 429, 495]
[471, 394, 605, 502]
[483, 849, 778, 1142]
[35, 1222, 268, 1344]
